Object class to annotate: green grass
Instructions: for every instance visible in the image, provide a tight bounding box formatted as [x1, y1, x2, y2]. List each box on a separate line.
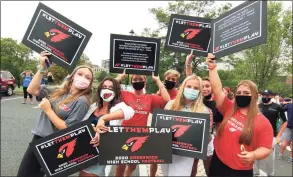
[14, 86, 23, 93]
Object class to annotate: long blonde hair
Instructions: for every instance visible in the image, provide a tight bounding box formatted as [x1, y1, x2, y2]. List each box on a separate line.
[217, 80, 260, 145]
[48, 65, 94, 112]
[170, 75, 205, 113]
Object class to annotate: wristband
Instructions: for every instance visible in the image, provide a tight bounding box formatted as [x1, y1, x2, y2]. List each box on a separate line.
[37, 65, 47, 73]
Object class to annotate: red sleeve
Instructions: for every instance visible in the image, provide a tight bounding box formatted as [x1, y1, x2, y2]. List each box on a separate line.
[217, 96, 233, 117]
[120, 90, 129, 102]
[150, 94, 167, 110]
[256, 115, 274, 149]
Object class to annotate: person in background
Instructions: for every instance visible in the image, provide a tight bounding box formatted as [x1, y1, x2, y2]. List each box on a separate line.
[150, 69, 180, 176]
[277, 98, 293, 163]
[271, 93, 280, 104]
[156, 69, 180, 100]
[17, 51, 94, 177]
[227, 91, 235, 101]
[41, 75, 46, 85]
[254, 89, 287, 176]
[258, 93, 262, 104]
[160, 74, 212, 176]
[223, 87, 231, 96]
[20, 70, 34, 104]
[79, 77, 135, 177]
[115, 70, 171, 177]
[206, 53, 273, 177]
[185, 51, 223, 176]
[47, 72, 54, 85]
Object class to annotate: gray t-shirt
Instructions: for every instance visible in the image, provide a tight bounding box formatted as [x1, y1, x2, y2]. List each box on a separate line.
[32, 85, 89, 137]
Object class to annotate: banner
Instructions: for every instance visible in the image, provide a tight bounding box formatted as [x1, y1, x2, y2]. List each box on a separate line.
[109, 34, 160, 75]
[98, 126, 172, 165]
[152, 109, 210, 159]
[22, 2, 92, 71]
[165, 14, 212, 56]
[30, 120, 99, 177]
[211, 0, 267, 58]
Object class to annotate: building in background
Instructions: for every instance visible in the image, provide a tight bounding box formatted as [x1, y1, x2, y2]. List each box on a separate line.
[92, 64, 108, 74]
[101, 59, 109, 70]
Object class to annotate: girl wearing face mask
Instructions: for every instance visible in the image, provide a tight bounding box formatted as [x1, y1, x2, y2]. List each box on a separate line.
[79, 77, 135, 177]
[115, 70, 171, 177]
[160, 75, 211, 176]
[17, 51, 94, 177]
[206, 53, 273, 177]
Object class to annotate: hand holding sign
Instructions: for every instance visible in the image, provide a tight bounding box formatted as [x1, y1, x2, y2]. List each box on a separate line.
[186, 50, 194, 65]
[206, 53, 217, 70]
[39, 51, 52, 69]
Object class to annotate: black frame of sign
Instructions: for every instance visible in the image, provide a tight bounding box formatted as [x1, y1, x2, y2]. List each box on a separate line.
[30, 120, 99, 177]
[22, 2, 92, 72]
[165, 14, 212, 56]
[151, 109, 210, 160]
[210, 0, 267, 58]
[109, 34, 160, 76]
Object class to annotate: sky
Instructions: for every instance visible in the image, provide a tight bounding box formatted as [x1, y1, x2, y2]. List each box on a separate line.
[1, 1, 292, 66]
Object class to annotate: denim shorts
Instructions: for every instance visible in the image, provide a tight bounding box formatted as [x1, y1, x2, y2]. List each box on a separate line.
[83, 163, 106, 176]
[282, 128, 293, 142]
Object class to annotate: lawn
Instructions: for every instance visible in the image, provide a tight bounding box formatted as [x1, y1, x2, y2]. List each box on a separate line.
[14, 86, 23, 93]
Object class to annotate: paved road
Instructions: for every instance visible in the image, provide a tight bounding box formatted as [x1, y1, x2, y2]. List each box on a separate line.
[1, 95, 292, 176]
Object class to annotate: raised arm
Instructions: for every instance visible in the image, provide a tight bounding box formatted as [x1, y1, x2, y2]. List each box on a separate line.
[152, 72, 171, 102]
[185, 50, 194, 77]
[115, 69, 127, 83]
[27, 51, 51, 96]
[206, 53, 226, 108]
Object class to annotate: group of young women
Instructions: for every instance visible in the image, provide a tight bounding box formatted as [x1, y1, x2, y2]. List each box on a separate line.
[16, 50, 274, 177]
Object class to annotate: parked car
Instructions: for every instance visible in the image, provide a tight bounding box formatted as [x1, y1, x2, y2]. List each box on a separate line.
[0, 71, 16, 96]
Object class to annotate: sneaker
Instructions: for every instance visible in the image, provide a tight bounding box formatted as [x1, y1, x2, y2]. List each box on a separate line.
[253, 172, 260, 177]
[286, 146, 291, 152]
[288, 157, 293, 163]
[30, 102, 34, 105]
[277, 154, 284, 160]
[21, 102, 26, 104]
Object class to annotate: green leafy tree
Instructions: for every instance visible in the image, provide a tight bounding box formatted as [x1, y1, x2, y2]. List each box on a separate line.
[95, 70, 108, 82]
[1, 38, 34, 78]
[234, 2, 292, 90]
[140, 1, 232, 93]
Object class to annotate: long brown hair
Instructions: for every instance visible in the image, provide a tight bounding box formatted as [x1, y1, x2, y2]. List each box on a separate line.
[48, 65, 94, 112]
[170, 75, 205, 113]
[217, 80, 260, 145]
[95, 76, 121, 113]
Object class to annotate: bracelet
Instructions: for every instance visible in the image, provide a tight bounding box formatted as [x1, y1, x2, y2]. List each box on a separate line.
[37, 65, 47, 73]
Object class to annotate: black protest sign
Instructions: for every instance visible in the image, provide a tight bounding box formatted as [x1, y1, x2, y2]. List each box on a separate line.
[22, 2, 92, 71]
[109, 34, 160, 76]
[99, 126, 172, 165]
[152, 109, 210, 160]
[210, 0, 267, 58]
[30, 120, 99, 177]
[165, 14, 212, 56]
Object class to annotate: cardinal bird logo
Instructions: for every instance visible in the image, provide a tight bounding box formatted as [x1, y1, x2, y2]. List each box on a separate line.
[103, 93, 112, 99]
[57, 138, 77, 159]
[171, 125, 191, 138]
[44, 29, 70, 42]
[180, 29, 201, 40]
[122, 136, 149, 152]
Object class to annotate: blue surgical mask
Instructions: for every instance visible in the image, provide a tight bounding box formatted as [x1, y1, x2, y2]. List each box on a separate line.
[183, 88, 199, 100]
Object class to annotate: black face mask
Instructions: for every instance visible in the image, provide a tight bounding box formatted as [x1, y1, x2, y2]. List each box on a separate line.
[132, 82, 145, 90]
[235, 96, 251, 108]
[164, 80, 176, 90]
[204, 94, 212, 100]
[262, 97, 271, 103]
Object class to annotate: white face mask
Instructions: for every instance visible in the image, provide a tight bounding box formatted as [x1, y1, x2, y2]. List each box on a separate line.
[73, 75, 90, 89]
[100, 89, 115, 102]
